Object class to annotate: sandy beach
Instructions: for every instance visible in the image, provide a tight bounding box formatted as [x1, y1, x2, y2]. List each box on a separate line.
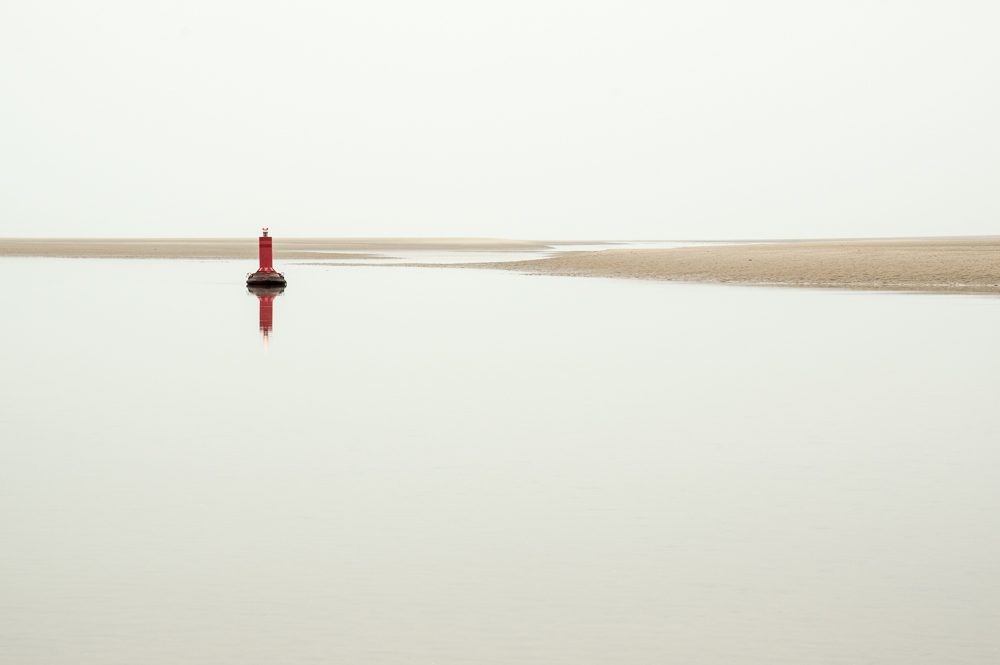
[5, 236, 1000, 293]
[467, 237, 1000, 293]
[0, 237, 550, 261]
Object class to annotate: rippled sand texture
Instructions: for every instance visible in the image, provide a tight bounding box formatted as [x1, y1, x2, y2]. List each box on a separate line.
[476, 237, 1000, 293]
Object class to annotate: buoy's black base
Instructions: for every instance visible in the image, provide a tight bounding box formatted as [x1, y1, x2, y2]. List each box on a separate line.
[247, 284, 286, 297]
[247, 270, 287, 287]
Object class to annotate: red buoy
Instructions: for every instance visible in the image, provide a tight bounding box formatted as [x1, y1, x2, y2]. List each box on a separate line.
[259, 234, 274, 271]
[247, 227, 287, 286]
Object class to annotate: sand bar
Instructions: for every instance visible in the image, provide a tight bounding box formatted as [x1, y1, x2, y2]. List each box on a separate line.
[0, 237, 551, 260]
[463, 237, 1000, 293]
[5, 236, 1000, 293]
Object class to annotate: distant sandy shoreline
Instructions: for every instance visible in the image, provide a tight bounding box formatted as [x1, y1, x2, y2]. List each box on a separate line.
[4, 236, 1000, 293]
[0, 237, 552, 260]
[460, 237, 1000, 293]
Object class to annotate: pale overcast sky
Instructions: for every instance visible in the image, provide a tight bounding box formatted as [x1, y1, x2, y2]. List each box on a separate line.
[1, 1, 998, 240]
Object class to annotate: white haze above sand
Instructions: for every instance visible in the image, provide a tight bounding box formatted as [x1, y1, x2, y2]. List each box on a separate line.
[2, 2, 999, 240]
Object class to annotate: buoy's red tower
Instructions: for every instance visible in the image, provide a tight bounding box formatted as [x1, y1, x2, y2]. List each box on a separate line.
[247, 227, 286, 286]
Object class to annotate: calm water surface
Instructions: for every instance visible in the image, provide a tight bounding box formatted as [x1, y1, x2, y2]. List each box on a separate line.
[2, 258, 999, 664]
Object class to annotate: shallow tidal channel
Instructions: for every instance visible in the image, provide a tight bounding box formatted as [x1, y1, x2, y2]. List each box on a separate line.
[1, 257, 999, 664]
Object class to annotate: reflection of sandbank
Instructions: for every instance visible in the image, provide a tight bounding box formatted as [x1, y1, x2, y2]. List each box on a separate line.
[457, 237, 1000, 294]
[0, 237, 553, 260]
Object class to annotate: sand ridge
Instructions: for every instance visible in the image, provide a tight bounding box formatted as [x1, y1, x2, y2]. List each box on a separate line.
[5, 236, 1000, 293]
[0, 237, 552, 260]
[461, 237, 1000, 293]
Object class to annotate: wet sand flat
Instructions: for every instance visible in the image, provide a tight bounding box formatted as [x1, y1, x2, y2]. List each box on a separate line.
[469, 237, 1000, 293]
[6, 236, 1000, 293]
[0, 237, 551, 260]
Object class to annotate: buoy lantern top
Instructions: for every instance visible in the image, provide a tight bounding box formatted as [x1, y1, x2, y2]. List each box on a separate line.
[262, 227, 269, 237]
